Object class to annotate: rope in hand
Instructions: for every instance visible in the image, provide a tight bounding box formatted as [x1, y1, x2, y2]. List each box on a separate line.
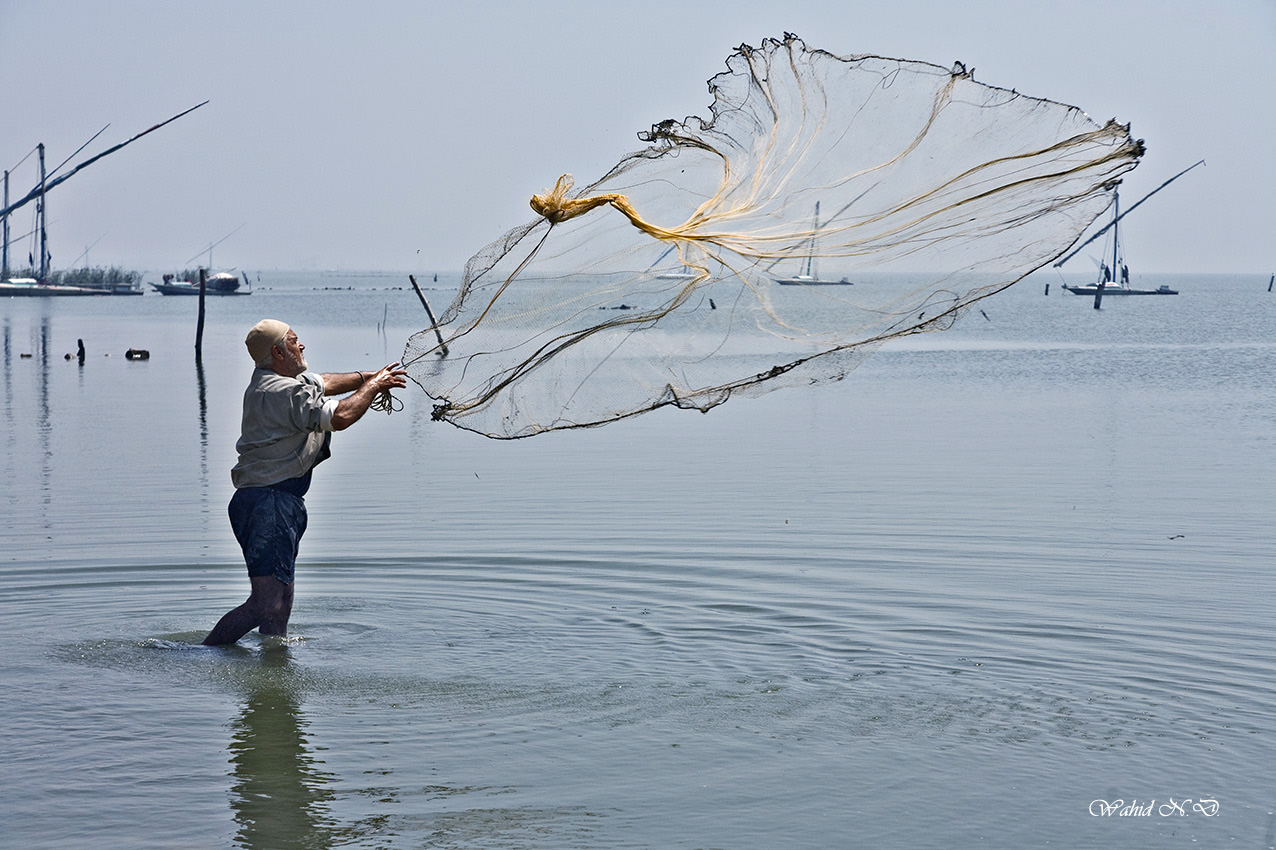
[359, 370, 402, 415]
[370, 390, 402, 414]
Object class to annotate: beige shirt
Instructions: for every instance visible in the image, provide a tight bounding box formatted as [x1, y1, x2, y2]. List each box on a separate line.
[230, 369, 339, 489]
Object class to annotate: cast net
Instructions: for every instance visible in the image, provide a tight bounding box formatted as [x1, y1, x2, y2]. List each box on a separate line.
[404, 34, 1142, 438]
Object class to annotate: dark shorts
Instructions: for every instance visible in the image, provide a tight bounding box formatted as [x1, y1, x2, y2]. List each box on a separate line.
[228, 485, 309, 585]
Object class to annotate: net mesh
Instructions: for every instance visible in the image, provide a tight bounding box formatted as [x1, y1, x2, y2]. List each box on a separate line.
[405, 34, 1142, 438]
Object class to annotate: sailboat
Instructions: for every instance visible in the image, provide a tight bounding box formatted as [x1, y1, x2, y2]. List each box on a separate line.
[1063, 190, 1177, 297]
[645, 245, 698, 280]
[775, 202, 852, 285]
[151, 271, 251, 295]
[0, 145, 109, 297]
[151, 226, 252, 294]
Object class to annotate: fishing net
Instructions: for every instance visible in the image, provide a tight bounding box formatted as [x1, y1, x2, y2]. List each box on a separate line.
[405, 34, 1142, 438]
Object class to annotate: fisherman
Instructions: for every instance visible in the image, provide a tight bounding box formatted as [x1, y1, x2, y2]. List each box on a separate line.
[202, 319, 407, 646]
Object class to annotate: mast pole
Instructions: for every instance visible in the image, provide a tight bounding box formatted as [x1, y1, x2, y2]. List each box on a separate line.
[38, 144, 48, 282]
[2, 170, 9, 279]
[805, 202, 820, 279]
[1054, 160, 1205, 269]
[0, 101, 208, 220]
[1094, 191, 1118, 310]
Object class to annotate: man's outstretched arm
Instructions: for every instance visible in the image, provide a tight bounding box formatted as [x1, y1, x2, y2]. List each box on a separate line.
[325, 362, 408, 430]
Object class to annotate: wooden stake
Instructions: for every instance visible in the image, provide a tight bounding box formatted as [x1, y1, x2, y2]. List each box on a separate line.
[196, 267, 206, 360]
[409, 274, 448, 355]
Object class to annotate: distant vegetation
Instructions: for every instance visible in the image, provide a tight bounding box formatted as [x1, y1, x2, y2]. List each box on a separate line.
[169, 268, 206, 283]
[4, 266, 140, 286]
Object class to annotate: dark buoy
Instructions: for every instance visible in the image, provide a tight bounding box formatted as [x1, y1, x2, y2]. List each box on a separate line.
[125, 348, 150, 360]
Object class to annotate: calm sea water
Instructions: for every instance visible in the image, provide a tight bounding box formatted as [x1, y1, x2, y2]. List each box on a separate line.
[2, 271, 1274, 849]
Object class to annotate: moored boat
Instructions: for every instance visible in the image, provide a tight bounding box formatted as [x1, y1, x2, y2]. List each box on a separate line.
[0, 276, 110, 296]
[1057, 176, 1195, 303]
[1062, 281, 1178, 296]
[151, 271, 251, 295]
[773, 202, 852, 285]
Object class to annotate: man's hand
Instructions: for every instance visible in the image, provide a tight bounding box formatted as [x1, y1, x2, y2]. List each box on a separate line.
[367, 362, 409, 394]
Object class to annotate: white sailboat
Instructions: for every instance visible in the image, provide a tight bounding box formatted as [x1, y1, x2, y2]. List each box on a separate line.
[774, 202, 851, 285]
[645, 245, 698, 280]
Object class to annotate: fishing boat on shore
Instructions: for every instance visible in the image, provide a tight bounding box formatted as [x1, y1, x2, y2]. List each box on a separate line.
[151, 271, 251, 295]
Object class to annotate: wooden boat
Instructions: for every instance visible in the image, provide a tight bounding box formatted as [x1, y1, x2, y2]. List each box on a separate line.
[151, 271, 251, 295]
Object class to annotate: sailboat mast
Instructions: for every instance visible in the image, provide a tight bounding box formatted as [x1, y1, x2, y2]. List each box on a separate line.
[1112, 190, 1121, 281]
[806, 201, 820, 279]
[38, 144, 48, 282]
[2, 170, 9, 279]
[1094, 190, 1118, 310]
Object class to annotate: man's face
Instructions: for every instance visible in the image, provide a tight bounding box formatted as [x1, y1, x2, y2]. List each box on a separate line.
[274, 331, 308, 377]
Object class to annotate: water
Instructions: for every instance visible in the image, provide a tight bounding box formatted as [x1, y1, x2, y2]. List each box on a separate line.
[2, 272, 1274, 849]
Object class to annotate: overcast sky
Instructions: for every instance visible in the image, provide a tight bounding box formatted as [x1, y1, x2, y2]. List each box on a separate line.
[3, 0, 1273, 275]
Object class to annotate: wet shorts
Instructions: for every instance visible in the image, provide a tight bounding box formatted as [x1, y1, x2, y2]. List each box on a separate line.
[228, 486, 308, 585]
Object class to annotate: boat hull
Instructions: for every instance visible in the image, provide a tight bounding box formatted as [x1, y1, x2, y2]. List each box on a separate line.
[1, 281, 111, 297]
[150, 283, 250, 295]
[1063, 285, 1177, 296]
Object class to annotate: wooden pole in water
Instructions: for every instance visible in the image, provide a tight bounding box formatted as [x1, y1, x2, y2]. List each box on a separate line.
[195, 267, 207, 360]
[409, 274, 448, 355]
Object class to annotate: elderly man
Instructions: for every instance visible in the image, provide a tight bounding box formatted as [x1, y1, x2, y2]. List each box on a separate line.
[203, 319, 408, 646]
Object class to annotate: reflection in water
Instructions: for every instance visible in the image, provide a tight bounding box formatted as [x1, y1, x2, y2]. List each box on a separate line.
[37, 316, 52, 507]
[228, 647, 338, 849]
[195, 356, 209, 490]
[2, 318, 11, 433]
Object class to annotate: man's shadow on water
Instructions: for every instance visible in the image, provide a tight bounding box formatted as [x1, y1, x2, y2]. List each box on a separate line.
[227, 644, 339, 850]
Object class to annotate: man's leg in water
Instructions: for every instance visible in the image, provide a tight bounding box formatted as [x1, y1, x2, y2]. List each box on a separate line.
[202, 576, 294, 645]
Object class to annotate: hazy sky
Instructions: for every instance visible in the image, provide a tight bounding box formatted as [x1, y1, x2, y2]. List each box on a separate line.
[3, 0, 1273, 275]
